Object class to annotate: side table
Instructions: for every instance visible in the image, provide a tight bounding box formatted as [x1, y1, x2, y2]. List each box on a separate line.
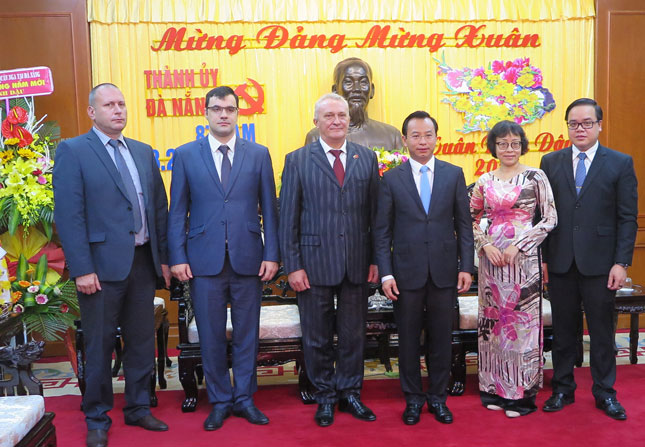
[615, 288, 645, 364]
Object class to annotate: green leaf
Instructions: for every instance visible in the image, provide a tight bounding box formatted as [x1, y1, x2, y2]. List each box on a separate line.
[42, 220, 53, 240]
[35, 254, 48, 284]
[8, 205, 21, 235]
[16, 254, 29, 281]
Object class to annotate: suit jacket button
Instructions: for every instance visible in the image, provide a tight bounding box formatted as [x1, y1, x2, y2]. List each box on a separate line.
[575, 203, 581, 208]
[127, 206, 132, 211]
[573, 225, 579, 231]
[129, 231, 135, 234]
[339, 233, 344, 238]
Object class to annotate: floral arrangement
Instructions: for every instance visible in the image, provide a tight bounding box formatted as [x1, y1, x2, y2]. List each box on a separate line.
[374, 148, 408, 176]
[435, 55, 555, 133]
[1, 253, 78, 341]
[0, 98, 57, 238]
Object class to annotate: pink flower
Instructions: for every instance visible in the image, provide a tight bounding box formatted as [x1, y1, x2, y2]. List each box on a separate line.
[502, 67, 519, 84]
[512, 58, 530, 69]
[532, 73, 543, 88]
[27, 285, 39, 293]
[35, 294, 48, 304]
[514, 116, 526, 124]
[60, 303, 69, 313]
[496, 96, 506, 105]
[13, 304, 24, 314]
[37, 176, 47, 185]
[446, 70, 465, 88]
[473, 67, 486, 78]
[492, 60, 505, 74]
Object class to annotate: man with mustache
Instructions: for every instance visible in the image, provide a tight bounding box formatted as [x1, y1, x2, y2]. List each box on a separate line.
[305, 57, 403, 151]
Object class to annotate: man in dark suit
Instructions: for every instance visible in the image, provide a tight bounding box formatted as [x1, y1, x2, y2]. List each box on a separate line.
[53, 83, 171, 447]
[280, 93, 380, 427]
[540, 98, 638, 420]
[374, 111, 474, 425]
[168, 86, 279, 431]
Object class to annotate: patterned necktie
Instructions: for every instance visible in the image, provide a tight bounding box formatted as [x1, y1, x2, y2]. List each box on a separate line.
[219, 145, 231, 189]
[575, 152, 587, 196]
[108, 139, 142, 232]
[420, 165, 431, 214]
[329, 149, 345, 186]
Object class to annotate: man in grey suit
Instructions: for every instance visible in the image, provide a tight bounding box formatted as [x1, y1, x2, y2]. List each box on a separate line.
[540, 98, 638, 420]
[280, 93, 380, 427]
[374, 111, 473, 425]
[53, 83, 171, 447]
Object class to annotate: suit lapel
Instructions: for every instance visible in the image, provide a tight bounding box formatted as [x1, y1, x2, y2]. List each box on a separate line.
[398, 161, 426, 215]
[226, 139, 247, 196]
[560, 147, 577, 196]
[199, 137, 225, 196]
[86, 131, 130, 202]
[578, 145, 607, 199]
[428, 159, 444, 216]
[310, 140, 340, 186]
[344, 143, 358, 184]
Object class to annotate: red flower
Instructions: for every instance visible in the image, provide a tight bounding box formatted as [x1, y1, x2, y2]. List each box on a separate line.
[1, 119, 15, 138]
[14, 127, 34, 147]
[6, 106, 28, 124]
[32, 169, 43, 176]
[60, 303, 69, 313]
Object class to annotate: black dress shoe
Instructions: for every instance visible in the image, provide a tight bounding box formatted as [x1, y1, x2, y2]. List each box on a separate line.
[124, 414, 168, 431]
[402, 403, 423, 425]
[338, 395, 376, 421]
[428, 402, 453, 424]
[595, 397, 627, 420]
[204, 408, 231, 431]
[314, 403, 335, 427]
[233, 405, 270, 425]
[542, 393, 575, 412]
[86, 429, 108, 447]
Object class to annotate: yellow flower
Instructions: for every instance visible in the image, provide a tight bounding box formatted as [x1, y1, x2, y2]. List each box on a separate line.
[469, 77, 486, 90]
[11, 291, 23, 303]
[517, 73, 534, 88]
[17, 148, 37, 159]
[455, 97, 472, 112]
[0, 150, 14, 162]
[3, 138, 19, 146]
[18, 280, 31, 288]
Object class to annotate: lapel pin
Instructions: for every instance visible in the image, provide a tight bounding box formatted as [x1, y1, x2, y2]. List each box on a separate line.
[353, 154, 359, 159]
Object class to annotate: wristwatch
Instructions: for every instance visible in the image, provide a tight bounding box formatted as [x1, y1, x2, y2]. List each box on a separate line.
[616, 263, 629, 269]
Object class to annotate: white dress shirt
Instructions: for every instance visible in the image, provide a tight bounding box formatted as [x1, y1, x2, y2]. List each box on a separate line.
[319, 137, 347, 169]
[572, 140, 598, 177]
[93, 127, 149, 245]
[208, 133, 236, 180]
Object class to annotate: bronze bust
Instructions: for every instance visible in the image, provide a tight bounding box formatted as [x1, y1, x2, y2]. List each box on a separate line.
[305, 57, 404, 150]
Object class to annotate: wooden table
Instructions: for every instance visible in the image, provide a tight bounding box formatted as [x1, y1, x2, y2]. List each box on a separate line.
[615, 288, 645, 364]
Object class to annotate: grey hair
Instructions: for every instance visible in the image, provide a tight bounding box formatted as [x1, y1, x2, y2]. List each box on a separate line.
[314, 93, 348, 120]
[88, 83, 119, 106]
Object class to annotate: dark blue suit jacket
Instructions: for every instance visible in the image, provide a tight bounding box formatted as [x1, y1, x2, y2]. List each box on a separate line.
[279, 140, 379, 286]
[53, 130, 168, 281]
[167, 137, 279, 276]
[540, 145, 638, 275]
[373, 159, 474, 290]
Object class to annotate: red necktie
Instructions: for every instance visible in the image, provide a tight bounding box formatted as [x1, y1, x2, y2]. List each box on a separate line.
[329, 149, 345, 186]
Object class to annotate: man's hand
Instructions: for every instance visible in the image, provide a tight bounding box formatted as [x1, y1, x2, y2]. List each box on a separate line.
[367, 264, 379, 283]
[288, 269, 310, 292]
[503, 245, 520, 265]
[457, 272, 472, 293]
[161, 264, 171, 288]
[542, 263, 549, 286]
[259, 261, 279, 282]
[382, 278, 399, 301]
[171, 263, 193, 282]
[76, 273, 101, 295]
[483, 245, 506, 267]
[607, 264, 628, 290]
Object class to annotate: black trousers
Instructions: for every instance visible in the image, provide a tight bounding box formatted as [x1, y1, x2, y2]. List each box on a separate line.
[78, 244, 157, 431]
[548, 262, 617, 400]
[297, 277, 368, 404]
[395, 276, 455, 405]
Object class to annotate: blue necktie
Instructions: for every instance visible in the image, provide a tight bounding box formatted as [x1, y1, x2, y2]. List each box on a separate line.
[109, 139, 142, 232]
[575, 152, 587, 196]
[420, 165, 431, 214]
[219, 145, 231, 189]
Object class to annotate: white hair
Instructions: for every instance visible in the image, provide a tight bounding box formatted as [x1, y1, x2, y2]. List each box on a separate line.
[314, 93, 348, 120]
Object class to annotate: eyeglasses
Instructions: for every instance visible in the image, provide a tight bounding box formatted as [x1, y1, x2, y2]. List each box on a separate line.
[496, 141, 521, 150]
[407, 134, 436, 142]
[567, 120, 599, 130]
[206, 106, 238, 114]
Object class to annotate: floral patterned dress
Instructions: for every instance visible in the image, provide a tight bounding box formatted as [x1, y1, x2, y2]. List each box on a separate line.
[470, 168, 557, 401]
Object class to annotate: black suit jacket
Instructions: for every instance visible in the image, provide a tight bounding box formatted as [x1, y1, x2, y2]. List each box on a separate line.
[279, 140, 379, 286]
[374, 159, 474, 290]
[540, 145, 638, 275]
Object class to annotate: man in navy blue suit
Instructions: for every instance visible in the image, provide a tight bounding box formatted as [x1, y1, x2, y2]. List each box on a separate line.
[54, 83, 171, 447]
[374, 111, 473, 426]
[280, 93, 380, 427]
[540, 98, 638, 420]
[168, 86, 279, 431]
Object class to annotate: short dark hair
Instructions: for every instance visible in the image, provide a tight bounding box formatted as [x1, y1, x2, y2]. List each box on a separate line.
[89, 83, 119, 106]
[486, 120, 529, 158]
[565, 98, 603, 122]
[401, 111, 439, 137]
[205, 86, 239, 109]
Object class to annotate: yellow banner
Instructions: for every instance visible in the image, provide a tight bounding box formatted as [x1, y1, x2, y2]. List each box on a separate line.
[88, 0, 595, 191]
